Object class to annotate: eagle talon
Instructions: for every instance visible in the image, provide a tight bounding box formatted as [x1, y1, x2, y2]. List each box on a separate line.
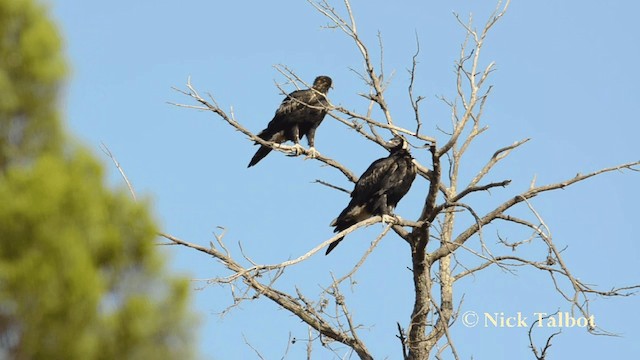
[305, 147, 319, 160]
[381, 214, 397, 224]
[290, 144, 304, 156]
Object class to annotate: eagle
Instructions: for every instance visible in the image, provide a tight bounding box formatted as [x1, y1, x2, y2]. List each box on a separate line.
[326, 136, 417, 255]
[247, 76, 333, 167]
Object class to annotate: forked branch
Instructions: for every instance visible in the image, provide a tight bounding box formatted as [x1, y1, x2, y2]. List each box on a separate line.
[160, 232, 374, 359]
[431, 160, 640, 262]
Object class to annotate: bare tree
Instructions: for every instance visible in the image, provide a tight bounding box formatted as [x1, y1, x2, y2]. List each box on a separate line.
[163, 0, 639, 358]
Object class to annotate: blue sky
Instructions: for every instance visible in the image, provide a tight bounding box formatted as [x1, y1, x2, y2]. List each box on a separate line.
[50, 1, 639, 358]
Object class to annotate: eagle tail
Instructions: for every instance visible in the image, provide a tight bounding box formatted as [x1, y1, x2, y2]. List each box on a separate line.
[247, 145, 272, 167]
[326, 204, 366, 255]
[325, 236, 344, 255]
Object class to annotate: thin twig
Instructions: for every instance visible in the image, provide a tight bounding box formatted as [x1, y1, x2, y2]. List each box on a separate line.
[528, 310, 561, 360]
[313, 179, 351, 194]
[100, 142, 137, 201]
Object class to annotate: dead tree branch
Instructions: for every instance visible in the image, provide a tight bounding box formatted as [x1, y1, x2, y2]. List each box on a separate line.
[528, 311, 562, 360]
[160, 232, 374, 359]
[169, 78, 358, 183]
[431, 160, 640, 262]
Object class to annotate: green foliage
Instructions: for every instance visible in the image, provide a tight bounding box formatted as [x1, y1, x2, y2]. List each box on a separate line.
[0, 152, 196, 360]
[0, 0, 66, 170]
[0, 0, 197, 358]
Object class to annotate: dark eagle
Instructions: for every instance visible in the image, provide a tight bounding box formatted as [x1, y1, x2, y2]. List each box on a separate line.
[247, 76, 333, 167]
[327, 136, 417, 255]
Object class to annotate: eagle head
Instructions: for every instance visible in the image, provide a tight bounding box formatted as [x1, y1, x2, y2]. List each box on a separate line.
[313, 76, 333, 93]
[386, 135, 410, 152]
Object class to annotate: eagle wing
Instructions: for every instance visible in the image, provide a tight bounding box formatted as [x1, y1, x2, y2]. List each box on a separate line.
[273, 89, 313, 118]
[327, 151, 415, 254]
[248, 82, 329, 167]
[351, 156, 398, 201]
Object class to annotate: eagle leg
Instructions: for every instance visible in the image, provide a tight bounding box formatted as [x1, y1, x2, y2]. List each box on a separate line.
[289, 125, 304, 156]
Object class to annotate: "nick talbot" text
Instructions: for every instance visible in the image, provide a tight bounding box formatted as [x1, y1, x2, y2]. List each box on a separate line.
[484, 312, 595, 328]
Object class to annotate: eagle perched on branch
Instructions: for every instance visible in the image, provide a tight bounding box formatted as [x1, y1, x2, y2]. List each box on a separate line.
[248, 76, 333, 167]
[327, 136, 417, 255]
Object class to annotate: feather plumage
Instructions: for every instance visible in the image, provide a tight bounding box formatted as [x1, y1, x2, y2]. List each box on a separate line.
[327, 137, 417, 254]
[248, 76, 332, 167]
